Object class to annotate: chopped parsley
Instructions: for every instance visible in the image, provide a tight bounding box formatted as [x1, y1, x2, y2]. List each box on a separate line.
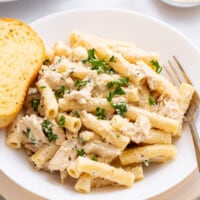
[82, 48, 112, 74]
[23, 128, 36, 145]
[23, 127, 31, 137]
[75, 80, 88, 90]
[41, 120, 57, 142]
[109, 55, 116, 62]
[40, 85, 46, 89]
[91, 154, 98, 161]
[150, 60, 162, 74]
[31, 98, 40, 112]
[92, 61, 111, 74]
[96, 107, 106, 119]
[112, 102, 128, 117]
[106, 77, 129, 89]
[83, 48, 95, 61]
[106, 77, 128, 101]
[106, 88, 125, 102]
[148, 95, 156, 105]
[116, 134, 120, 138]
[113, 87, 125, 95]
[76, 148, 86, 157]
[106, 91, 114, 102]
[70, 110, 80, 118]
[54, 85, 67, 98]
[58, 115, 65, 127]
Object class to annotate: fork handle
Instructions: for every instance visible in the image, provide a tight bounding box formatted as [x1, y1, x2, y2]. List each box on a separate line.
[189, 108, 200, 172]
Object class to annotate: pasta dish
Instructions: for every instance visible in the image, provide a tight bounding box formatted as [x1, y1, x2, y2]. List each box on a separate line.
[6, 32, 194, 193]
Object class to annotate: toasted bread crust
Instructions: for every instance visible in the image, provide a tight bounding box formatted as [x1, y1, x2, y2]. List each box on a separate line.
[0, 18, 45, 128]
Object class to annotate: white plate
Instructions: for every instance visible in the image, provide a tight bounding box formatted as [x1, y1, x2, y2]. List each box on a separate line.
[0, 9, 200, 200]
[161, 0, 200, 7]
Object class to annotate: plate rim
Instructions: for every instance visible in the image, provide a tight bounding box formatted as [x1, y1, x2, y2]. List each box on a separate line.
[31, 8, 200, 54]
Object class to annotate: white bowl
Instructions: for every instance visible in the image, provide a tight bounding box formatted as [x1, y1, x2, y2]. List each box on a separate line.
[0, 0, 16, 2]
[0, 8, 200, 200]
[161, 0, 200, 7]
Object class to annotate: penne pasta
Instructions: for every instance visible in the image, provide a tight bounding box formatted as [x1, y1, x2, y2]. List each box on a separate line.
[30, 143, 58, 169]
[8, 32, 193, 193]
[126, 106, 180, 134]
[68, 156, 135, 187]
[178, 83, 195, 114]
[141, 129, 172, 145]
[111, 115, 171, 144]
[6, 111, 24, 149]
[57, 113, 82, 133]
[36, 79, 58, 119]
[80, 111, 130, 150]
[119, 144, 176, 165]
[59, 97, 115, 113]
[75, 173, 93, 193]
[70, 31, 159, 66]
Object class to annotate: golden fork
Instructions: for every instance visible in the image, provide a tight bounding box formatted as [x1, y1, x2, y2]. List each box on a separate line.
[164, 56, 200, 171]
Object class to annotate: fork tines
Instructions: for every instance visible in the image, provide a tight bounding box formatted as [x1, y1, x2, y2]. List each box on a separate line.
[165, 56, 200, 172]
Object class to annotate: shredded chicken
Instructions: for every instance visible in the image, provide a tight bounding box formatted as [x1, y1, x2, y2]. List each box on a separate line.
[19, 114, 48, 151]
[48, 139, 79, 171]
[84, 140, 121, 163]
[131, 116, 151, 143]
[154, 95, 182, 120]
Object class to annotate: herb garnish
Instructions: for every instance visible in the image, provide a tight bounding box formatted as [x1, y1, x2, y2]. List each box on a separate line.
[106, 77, 129, 89]
[106, 77, 128, 101]
[76, 148, 86, 157]
[23, 128, 36, 145]
[23, 127, 31, 137]
[82, 48, 112, 74]
[83, 48, 95, 61]
[96, 107, 106, 119]
[31, 98, 40, 112]
[150, 60, 162, 74]
[55, 85, 67, 98]
[111, 102, 128, 117]
[106, 91, 115, 102]
[109, 55, 116, 62]
[113, 87, 126, 95]
[91, 155, 98, 161]
[116, 134, 120, 138]
[40, 85, 46, 89]
[75, 80, 88, 90]
[58, 115, 65, 127]
[41, 120, 57, 142]
[148, 95, 156, 105]
[70, 110, 80, 118]
[106, 88, 125, 102]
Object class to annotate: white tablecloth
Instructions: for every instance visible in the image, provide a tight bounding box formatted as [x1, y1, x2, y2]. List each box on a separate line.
[0, 1, 200, 199]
